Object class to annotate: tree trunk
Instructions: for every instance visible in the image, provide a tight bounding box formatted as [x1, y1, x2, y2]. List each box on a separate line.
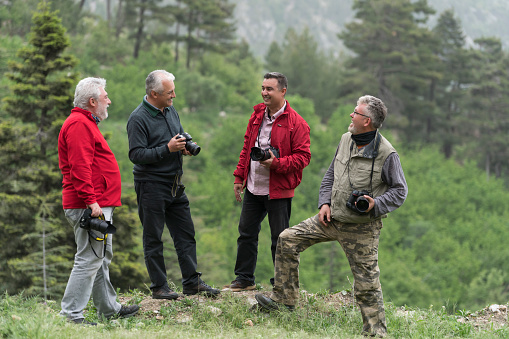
[106, 0, 111, 26]
[486, 153, 490, 181]
[186, 10, 194, 69]
[115, 0, 124, 38]
[133, 0, 147, 59]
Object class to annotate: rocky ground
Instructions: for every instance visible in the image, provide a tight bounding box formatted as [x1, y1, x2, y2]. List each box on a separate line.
[120, 287, 508, 331]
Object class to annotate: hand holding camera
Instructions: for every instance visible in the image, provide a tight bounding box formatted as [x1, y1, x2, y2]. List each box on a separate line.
[79, 209, 116, 234]
[346, 190, 373, 215]
[176, 132, 201, 156]
[168, 132, 200, 156]
[250, 146, 279, 162]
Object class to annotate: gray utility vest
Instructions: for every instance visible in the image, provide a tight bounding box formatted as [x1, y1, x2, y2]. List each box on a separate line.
[330, 131, 396, 224]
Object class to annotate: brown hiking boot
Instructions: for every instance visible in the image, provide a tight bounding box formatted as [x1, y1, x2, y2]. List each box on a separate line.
[227, 280, 256, 292]
[152, 288, 179, 300]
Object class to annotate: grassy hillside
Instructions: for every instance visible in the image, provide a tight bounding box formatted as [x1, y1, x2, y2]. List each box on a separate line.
[1, 290, 508, 338]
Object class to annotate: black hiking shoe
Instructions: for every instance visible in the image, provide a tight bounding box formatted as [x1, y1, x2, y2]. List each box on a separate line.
[183, 280, 220, 297]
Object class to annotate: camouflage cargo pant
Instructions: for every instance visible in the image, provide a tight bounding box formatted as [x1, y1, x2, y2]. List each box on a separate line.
[270, 214, 386, 337]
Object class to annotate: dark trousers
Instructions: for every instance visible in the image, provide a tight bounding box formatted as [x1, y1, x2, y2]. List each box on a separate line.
[234, 189, 292, 284]
[135, 181, 200, 290]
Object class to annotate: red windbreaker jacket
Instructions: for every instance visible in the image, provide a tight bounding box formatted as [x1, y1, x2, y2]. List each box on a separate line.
[58, 108, 121, 209]
[233, 101, 311, 199]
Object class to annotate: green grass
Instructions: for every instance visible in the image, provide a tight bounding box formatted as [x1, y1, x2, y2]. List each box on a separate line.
[1, 290, 508, 338]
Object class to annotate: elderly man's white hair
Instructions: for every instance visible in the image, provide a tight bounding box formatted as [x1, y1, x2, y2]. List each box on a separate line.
[73, 77, 106, 109]
[357, 95, 387, 129]
[145, 70, 175, 96]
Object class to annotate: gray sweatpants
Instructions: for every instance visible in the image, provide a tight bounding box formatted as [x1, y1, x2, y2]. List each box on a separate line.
[60, 207, 121, 320]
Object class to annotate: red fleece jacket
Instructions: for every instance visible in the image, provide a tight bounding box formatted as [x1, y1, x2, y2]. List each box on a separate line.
[233, 101, 311, 199]
[58, 108, 121, 209]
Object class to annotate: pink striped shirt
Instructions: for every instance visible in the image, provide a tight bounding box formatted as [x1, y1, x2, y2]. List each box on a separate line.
[247, 103, 286, 195]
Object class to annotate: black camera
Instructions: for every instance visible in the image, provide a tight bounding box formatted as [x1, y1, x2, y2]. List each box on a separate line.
[250, 146, 280, 161]
[346, 190, 371, 215]
[177, 132, 200, 156]
[79, 209, 116, 234]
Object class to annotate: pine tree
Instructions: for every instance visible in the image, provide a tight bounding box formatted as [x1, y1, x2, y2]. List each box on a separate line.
[431, 9, 474, 158]
[0, 0, 78, 297]
[338, 0, 439, 142]
[171, 0, 236, 68]
[467, 38, 509, 180]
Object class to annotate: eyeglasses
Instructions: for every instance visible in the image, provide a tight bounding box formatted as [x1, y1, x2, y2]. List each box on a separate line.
[353, 111, 370, 119]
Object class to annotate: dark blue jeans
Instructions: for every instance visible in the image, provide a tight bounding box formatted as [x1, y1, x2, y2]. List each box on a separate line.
[234, 189, 292, 284]
[135, 181, 200, 290]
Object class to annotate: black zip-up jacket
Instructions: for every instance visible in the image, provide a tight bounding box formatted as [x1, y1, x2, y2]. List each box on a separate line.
[127, 97, 184, 182]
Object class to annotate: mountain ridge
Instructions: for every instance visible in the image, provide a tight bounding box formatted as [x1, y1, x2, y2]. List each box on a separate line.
[233, 0, 509, 58]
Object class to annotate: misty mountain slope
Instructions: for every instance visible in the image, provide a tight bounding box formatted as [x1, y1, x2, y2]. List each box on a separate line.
[233, 0, 509, 57]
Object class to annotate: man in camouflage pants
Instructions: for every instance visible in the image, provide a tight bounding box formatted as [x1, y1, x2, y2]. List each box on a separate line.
[255, 95, 408, 337]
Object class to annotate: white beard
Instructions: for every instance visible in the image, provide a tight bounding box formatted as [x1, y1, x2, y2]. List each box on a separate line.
[95, 102, 109, 121]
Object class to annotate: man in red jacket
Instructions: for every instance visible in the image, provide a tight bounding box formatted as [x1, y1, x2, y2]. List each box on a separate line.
[225, 72, 311, 291]
[58, 77, 138, 325]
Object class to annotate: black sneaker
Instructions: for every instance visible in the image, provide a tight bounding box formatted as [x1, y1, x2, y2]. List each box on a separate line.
[71, 318, 97, 326]
[152, 288, 179, 300]
[117, 304, 140, 318]
[183, 280, 220, 297]
[255, 293, 295, 312]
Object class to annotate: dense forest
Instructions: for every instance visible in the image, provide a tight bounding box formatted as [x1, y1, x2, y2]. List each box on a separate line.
[1, 0, 509, 314]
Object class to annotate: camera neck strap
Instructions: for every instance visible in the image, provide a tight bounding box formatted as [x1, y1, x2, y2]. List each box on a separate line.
[87, 230, 108, 259]
[347, 131, 382, 193]
[256, 116, 272, 148]
[162, 110, 184, 171]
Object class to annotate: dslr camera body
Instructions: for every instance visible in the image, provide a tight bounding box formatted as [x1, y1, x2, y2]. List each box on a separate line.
[250, 146, 280, 161]
[79, 209, 116, 234]
[177, 132, 201, 156]
[346, 190, 371, 215]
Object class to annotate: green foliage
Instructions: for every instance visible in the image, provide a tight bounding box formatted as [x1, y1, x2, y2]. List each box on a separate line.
[265, 27, 344, 120]
[108, 193, 147, 291]
[0, 2, 78, 297]
[0, 0, 40, 37]
[382, 146, 509, 311]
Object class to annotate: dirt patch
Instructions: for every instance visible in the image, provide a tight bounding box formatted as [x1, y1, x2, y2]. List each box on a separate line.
[121, 288, 355, 314]
[456, 304, 508, 330]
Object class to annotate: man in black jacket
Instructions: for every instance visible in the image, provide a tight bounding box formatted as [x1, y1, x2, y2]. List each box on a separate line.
[127, 70, 219, 299]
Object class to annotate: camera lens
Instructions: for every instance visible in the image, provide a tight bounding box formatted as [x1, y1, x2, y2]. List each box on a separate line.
[356, 197, 370, 212]
[186, 142, 200, 156]
[88, 218, 110, 233]
[250, 147, 268, 161]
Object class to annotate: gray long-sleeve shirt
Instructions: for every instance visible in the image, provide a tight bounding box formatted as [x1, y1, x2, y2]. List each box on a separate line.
[318, 144, 408, 218]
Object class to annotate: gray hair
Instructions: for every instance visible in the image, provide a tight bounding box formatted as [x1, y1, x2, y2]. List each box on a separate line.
[357, 95, 387, 129]
[73, 77, 106, 109]
[264, 72, 288, 92]
[146, 70, 175, 96]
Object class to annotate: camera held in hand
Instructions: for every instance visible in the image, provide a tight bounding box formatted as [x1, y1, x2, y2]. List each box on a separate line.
[79, 209, 116, 234]
[346, 190, 371, 215]
[177, 132, 201, 156]
[250, 146, 280, 161]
